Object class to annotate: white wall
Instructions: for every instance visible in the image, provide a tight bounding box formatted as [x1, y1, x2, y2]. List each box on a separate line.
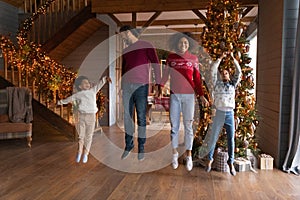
[97, 14, 119, 126]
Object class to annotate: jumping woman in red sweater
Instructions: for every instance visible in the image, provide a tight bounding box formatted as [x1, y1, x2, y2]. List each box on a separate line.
[161, 32, 209, 171]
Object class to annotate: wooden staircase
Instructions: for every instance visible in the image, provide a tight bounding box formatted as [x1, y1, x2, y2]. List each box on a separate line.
[42, 5, 104, 62]
[0, 0, 105, 139]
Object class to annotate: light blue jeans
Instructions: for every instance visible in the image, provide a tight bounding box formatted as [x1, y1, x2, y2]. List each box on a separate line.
[207, 109, 235, 164]
[170, 94, 195, 151]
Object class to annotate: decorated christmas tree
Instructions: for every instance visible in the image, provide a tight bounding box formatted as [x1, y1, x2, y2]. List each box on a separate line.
[194, 0, 260, 158]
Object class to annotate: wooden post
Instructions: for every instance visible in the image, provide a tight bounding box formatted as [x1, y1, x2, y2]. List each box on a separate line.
[32, 80, 36, 99]
[29, 0, 32, 13]
[3, 53, 7, 79]
[72, 0, 75, 11]
[24, 0, 27, 13]
[60, 104, 64, 118]
[34, 0, 37, 13]
[53, 89, 56, 113]
[18, 66, 22, 87]
[25, 69, 28, 87]
[66, 105, 69, 121]
[44, 12, 47, 43]
[11, 66, 15, 85]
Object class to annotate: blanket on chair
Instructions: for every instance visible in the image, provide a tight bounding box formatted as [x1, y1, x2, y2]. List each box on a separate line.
[7, 87, 33, 123]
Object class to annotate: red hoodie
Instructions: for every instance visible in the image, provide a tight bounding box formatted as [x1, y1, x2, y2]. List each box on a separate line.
[161, 51, 203, 96]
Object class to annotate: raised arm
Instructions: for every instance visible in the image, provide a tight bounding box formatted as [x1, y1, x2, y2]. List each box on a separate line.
[211, 53, 226, 86]
[93, 76, 109, 93]
[230, 52, 242, 87]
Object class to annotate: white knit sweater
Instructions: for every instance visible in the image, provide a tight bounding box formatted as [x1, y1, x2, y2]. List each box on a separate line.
[211, 58, 242, 111]
[58, 76, 107, 114]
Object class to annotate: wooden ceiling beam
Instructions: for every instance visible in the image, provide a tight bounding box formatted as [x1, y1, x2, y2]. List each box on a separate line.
[92, 0, 258, 13]
[108, 14, 123, 27]
[241, 16, 256, 23]
[142, 11, 162, 28]
[142, 27, 204, 35]
[132, 12, 137, 27]
[121, 17, 255, 27]
[192, 9, 208, 24]
[242, 6, 254, 18]
[140, 11, 162, 34]
[123, 19, 204, 26]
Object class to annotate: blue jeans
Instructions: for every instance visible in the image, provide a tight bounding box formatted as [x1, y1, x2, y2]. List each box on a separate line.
[122, 83, 148, 151]
[169, 94, 195, 151]
[207, 109, 235, 164]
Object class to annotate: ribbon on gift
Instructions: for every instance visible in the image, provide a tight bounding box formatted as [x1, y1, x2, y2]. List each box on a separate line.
[259, 154, 273, 170]
[235, 157, 257, 173]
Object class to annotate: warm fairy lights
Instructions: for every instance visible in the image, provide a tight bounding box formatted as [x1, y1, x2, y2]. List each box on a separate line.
[194, 0, 259, 157]
[0, 0, 106, 117]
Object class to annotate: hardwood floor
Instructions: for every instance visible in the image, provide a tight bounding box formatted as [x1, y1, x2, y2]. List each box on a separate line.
[0, 116, 299, 200]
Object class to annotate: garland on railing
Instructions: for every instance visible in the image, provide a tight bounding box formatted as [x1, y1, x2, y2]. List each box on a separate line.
[0, 0, 107, 118]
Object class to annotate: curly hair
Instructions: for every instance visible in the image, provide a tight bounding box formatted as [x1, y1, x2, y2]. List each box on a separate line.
[169, 32, 196, 53]
[74, 75, 89, 91]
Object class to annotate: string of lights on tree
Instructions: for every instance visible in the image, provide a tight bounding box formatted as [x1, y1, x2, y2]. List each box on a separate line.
[0, 0, 107, 117]
[194, 0, 260, 157]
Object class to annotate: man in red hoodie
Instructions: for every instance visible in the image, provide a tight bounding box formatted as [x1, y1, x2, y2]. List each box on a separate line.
[119, 25, 161, 161]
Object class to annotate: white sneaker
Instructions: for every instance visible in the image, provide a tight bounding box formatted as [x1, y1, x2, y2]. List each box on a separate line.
[172, 153, 179, 169]
[75, 153, 81, 163]
[82, 154, 88, 163]
[186, 156, 193, 171]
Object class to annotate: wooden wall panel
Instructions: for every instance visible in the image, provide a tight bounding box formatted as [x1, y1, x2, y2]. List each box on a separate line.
[0, 1, 18, 40]
[256, 0, 284, 167]
[257, 0, 298, 168]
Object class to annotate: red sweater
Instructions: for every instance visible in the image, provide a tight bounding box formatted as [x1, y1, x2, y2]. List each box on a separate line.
[161, 51, 204, 96]
[121, 40, 161, 85]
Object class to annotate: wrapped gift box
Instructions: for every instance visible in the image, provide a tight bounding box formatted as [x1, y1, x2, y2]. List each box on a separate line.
[258, 154, 274, 170]
[234, 157, 251, 172]
[212, 150, 229, 172]
[245, 148, 258, 169]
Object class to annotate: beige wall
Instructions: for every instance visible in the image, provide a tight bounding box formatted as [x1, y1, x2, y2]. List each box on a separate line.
[61, 26, 111, 126]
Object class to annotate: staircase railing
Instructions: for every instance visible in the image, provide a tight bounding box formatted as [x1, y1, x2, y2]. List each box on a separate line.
[22, 0, 90, 45]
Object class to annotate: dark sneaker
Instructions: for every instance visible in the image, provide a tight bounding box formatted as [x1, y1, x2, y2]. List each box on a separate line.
[138, 150, 145, 161]
[227, 161, 237, 176]
[121, 148, 133, 160]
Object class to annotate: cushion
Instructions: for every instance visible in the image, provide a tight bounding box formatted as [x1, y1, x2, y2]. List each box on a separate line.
[0, 114, 9, 122]
[0, 89, 7, 115]
[0, 122, 32, 133]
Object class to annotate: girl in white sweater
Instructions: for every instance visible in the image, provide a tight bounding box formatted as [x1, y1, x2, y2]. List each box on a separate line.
[58, 75, 111, 163]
